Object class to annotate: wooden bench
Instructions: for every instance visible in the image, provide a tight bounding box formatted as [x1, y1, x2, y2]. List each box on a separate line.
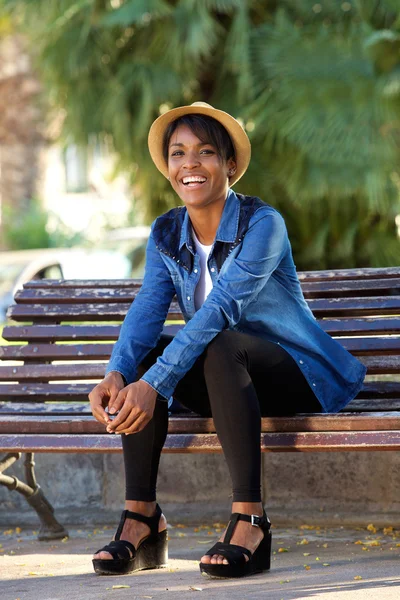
[0, 266, 399, 540]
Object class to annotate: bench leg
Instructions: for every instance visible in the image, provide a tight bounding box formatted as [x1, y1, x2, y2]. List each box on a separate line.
[0, 452, 68, 541]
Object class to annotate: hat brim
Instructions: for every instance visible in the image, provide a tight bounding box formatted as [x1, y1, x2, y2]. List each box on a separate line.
[148, 103, 251, 186]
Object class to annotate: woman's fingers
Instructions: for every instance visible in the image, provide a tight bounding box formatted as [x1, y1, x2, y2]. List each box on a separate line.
[89, 386, 110, 424]
[108, 386, 126, 415]
[112, 407, 140, 433]
[121, 413, 150, 435]
[89, 372, 126, 425]
[106, 392, 135, 431]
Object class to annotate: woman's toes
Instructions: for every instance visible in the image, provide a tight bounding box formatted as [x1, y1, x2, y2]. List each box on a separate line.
[94, 551, 112, 560]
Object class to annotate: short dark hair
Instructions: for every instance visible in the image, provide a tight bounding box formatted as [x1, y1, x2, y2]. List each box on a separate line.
[162, 114, 235, 165]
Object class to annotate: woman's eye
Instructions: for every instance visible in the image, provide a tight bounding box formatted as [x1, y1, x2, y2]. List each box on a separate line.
[170, 150, 183, 157]
[201, 149, 215, 155]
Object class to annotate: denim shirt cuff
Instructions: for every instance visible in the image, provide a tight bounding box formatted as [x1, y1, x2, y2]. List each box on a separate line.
[105, 355, 137, 385]
[141, 365, 176, 401]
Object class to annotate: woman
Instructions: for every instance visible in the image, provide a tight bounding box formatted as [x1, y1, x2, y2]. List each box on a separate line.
[89, 102, 367, 579]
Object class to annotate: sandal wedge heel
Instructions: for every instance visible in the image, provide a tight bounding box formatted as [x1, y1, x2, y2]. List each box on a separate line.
[200, 511, 271, 579]
[92, 504, 168, 576]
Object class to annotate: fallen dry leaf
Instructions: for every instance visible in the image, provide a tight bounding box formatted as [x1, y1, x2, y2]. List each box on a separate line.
[354, 575, 362, 580]
[189, 586, 203, 591]
[298, 538, 309, 545]
[354, 540, 363, 545]
[112, 585, 131, 589]
[303, 553, 311, 556]
[323, 563, 330, 566]
[366, 541, 381, 547]
[367, 524, 377, 534]
[176, 524, 187, 529]
[278, 547, 289, 553]
[304, 565, 311, 570]
[383, 527, 394, 535]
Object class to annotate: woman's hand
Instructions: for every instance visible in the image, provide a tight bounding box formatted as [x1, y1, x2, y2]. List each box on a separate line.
[106, 379, 158, 435]
[89, 371, 125, 424]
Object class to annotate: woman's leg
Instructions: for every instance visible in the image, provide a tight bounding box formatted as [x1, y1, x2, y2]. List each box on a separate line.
[174, 329, 321, 565]
[94, 335, 173, 560]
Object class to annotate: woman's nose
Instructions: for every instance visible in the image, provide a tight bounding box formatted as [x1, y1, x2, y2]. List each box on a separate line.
[182, 151, 201, 169]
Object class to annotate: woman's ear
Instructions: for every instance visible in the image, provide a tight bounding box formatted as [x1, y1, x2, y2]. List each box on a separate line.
[227, 158, 237, 178]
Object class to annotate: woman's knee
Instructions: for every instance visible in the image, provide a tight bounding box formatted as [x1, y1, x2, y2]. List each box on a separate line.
[204, 330, 244, 365]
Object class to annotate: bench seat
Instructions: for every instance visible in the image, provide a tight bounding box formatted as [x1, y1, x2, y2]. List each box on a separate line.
[0, 266, 399, 538]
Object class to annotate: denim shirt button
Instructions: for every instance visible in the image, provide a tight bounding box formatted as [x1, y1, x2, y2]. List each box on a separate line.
[299, 360, 304, 364]
[187, 296, 191, 301]
[194, 269, 198, 273]
[210, 267, 215, 272]
[312, 383, 316, 387]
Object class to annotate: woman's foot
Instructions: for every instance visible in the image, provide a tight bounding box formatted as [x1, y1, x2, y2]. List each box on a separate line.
[93, 501, 167, 561]
[200, 502, 265, 565]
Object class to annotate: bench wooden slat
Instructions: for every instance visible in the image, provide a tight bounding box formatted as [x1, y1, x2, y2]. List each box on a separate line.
[297, 267, 400, 281]
[14, 278, 400, 303]
[7, 302, 183, 321]
[0, 344, 114, 360]
[2, 412, 400, 434]
[8, 296, 400, 322]
[1, 340, 399, 363]
[3, 318, 400, 343]
[1, 349, 399, 375]
[2, 398, 400, 413]
[0, 381, 398, 407]
[0, 381, 399, 402]
[21, 267, 400, 289]
[1, 323, 183, 342]
[0, 364, 106, 381]
[2, 430, 400, 452]
[301, 278, 400, 297]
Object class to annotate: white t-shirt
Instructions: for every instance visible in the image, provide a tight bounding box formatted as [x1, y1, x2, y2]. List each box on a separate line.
[192, 228, 213, 311]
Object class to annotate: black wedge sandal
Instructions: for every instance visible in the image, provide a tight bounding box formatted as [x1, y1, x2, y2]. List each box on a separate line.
[92, 504, 168, 575]
[199, 510, 271, 579]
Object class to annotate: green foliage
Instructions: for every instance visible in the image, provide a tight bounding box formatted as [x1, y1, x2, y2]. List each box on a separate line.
[2, 198, 50, 250]
[2, 198, 84, 250]
[1, 0, 400, 269]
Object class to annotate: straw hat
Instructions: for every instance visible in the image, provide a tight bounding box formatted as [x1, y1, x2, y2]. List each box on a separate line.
[148, 102, 251, 186]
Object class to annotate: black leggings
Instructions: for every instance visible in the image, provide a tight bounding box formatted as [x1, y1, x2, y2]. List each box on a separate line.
[122, 330, 322, 503]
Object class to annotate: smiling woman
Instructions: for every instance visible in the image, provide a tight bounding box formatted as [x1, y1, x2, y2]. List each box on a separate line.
[88, 102, 367, 581]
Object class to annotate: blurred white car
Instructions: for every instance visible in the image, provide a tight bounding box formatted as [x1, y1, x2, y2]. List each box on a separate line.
[0, 247, 131, 322]
[98, 226, 150, 278]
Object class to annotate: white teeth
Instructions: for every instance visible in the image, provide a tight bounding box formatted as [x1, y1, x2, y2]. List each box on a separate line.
[182, 176, 206, 184]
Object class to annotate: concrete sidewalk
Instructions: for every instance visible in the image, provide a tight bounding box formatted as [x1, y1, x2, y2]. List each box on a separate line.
[1, 522, 400, 599]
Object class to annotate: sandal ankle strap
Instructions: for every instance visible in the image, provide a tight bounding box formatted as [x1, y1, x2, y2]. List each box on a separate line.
[116, 503, 162, 540]
[224, 510, 270, 544]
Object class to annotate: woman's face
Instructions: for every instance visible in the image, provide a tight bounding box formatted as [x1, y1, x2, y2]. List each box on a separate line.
[167, 124, 236, 210]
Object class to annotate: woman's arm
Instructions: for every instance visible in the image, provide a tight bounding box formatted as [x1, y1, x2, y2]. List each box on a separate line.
[141, 207, 288, 399]
[105, 224, 176, 384]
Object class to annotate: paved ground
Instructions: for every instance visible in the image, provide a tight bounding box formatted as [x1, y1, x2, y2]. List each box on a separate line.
[1, 521, 400, 599]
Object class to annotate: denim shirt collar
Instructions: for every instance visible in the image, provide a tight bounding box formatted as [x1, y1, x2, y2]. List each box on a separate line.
[178, 188, 240, 253]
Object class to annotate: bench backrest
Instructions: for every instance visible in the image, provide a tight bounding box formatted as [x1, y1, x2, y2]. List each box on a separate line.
[0, 266, 400, 414]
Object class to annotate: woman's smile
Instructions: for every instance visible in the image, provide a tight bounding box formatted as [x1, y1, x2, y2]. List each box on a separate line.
[168, 124, 235, 210]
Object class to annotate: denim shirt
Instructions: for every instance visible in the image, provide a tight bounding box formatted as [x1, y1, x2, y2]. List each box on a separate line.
[106, 189, 367, 413]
